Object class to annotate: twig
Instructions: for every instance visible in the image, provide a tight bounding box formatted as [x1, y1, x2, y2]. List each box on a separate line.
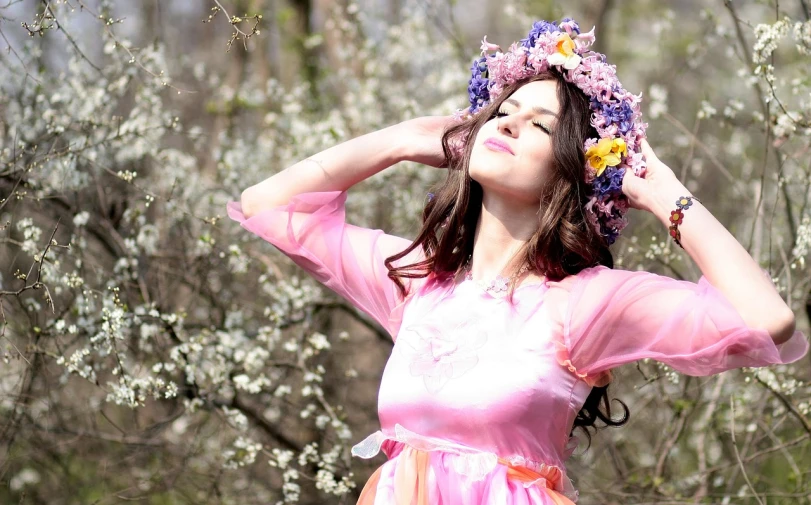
[753, 373, 811, 436]
[800, 0, 811, 20]
[0, 24, 41, 83]
[662, 112, 745, 194]
[729, 396, 766, 505]
[414, 0, 467, 62]
[0, 299, 30, 365]
[205, 1, 261, 52]
[756, 418, 802, 486]
[44, 1, 104, 76]
[722, 0, 779, 253]
[691, 374, 726, 502]
[0, 221, 69, 315]
[72, 0, 196, 94]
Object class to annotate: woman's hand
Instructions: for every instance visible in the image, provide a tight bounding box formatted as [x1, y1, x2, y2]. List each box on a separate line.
[621, 138, 687, 223]
[397, 115, 458, 169]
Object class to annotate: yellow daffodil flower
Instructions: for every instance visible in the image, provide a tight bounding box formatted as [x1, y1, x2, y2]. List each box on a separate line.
[611, 138, 626, 157]
[586, 137, 625, 176]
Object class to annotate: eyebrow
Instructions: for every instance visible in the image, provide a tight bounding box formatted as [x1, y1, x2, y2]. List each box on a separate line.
[504, 98, 559, 119]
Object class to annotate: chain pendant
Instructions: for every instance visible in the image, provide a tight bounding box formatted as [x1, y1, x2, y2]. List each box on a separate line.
[463, 256, 530, 295]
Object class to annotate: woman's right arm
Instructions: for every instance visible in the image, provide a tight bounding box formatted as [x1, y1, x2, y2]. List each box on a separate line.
[230, 116, 454, 338]
[240, 116, 453, 218]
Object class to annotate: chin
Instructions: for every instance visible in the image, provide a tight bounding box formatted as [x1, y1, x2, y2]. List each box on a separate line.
[469, 171, 510, 195]
[468, 147, 504, 179]
[467, 164, 489, 187]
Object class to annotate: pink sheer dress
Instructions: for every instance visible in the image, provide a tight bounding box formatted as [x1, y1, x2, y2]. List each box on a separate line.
[226, 190, 809, 505]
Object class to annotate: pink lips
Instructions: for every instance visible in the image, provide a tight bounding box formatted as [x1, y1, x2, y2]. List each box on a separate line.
[483, 137, 514, 155]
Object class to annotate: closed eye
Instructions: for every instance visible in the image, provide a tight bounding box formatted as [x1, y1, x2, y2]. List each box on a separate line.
[494, 109, 551, 134]
[532, 120, 552, 134]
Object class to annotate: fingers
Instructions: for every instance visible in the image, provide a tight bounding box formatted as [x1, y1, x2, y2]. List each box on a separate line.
[621, 167, 645, 210]
[638, 138, 656, 161]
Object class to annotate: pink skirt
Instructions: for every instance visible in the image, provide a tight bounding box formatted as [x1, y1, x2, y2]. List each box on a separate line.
[353, 427, 577, 505]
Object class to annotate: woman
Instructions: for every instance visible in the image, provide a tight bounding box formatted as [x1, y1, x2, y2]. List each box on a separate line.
[227, 18, 808, 505]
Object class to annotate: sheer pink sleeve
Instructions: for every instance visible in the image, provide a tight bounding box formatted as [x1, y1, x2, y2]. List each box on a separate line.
[546, 265, 809, 387]
[226, 190, 424, 340]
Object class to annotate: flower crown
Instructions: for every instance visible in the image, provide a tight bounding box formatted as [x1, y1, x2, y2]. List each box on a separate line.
[459, 18, 648, 245]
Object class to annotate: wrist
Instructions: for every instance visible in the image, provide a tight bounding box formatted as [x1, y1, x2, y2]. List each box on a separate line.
[648, 179, 692, 226]
[387, 120, 419, 163]
[376, 122, 412, 165]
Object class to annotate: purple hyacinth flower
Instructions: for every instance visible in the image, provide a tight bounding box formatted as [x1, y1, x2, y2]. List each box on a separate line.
[592, 101, 634, 135]
[559, 17, 582, 35]
[520, 20, 559, 49]
[468, 76, 490, 108]
[470, 56, 488, 77]
[593, 166, 625, 197]
[603, 227, 619, 245]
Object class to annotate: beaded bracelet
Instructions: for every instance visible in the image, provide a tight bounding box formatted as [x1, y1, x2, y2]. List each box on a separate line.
[668, 196, 700, 249]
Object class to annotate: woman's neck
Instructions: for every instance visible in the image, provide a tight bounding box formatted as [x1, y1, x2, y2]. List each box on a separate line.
[468, 194, 546, 285]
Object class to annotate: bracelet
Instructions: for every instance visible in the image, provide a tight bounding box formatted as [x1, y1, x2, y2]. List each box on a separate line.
[668, 195, 700, 249]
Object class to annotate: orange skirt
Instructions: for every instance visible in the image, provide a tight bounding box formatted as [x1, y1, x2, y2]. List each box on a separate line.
[356, 443, 575, 505]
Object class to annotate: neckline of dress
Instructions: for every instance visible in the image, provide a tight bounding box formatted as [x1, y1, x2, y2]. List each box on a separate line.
[455, 275, 549, 300]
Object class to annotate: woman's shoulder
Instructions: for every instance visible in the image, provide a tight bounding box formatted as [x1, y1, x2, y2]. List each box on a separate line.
[544, 264, 611, 290]
[543, 265, 662, 307]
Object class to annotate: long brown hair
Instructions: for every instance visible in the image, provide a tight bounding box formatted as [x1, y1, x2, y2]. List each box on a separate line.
[383, 72, 629, 445]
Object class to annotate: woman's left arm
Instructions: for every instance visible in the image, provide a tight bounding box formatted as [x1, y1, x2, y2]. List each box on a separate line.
[622, 139, 797, 344]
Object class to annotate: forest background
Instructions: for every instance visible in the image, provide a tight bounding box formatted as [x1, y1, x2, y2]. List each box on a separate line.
[1, 0, 810, 504]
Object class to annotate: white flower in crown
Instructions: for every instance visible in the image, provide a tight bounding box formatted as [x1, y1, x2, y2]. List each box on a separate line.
[546, 33, 582, 70]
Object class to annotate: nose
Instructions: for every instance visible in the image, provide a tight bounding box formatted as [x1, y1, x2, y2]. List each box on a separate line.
[497, 114, 519, 138]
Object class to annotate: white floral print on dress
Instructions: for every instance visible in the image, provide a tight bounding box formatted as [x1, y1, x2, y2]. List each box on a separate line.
[398, 318, 488, 393]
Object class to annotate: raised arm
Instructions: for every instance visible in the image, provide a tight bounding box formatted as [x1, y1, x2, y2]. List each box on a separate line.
[229, 116, 454, 339]
[622, 139, 797, 344]
[239, 116, 453, 217]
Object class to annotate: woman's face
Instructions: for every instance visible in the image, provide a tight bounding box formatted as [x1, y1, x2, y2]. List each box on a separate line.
[469, 79, 560, 205]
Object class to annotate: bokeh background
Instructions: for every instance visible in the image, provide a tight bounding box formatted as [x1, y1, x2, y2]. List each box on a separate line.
[1, 0, 810, 503]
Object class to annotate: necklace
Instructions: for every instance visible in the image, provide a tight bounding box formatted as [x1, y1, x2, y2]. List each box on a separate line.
[463, 254, 532, 295]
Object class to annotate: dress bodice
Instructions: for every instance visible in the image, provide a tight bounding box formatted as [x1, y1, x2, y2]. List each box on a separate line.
[376, 277, 589, 471]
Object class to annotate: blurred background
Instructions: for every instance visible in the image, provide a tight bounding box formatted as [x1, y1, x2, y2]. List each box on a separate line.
[1, 0, 810, 503]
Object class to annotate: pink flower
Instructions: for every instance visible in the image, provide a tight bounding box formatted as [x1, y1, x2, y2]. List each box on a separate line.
[480, 35, 501, 54]
[575, 26, 596, 49]
[595, 198, 615, 214]
[527, 44, 552, 72]
[606, 215, 628, 231]
[584, 202, 601, 235]
[577, 56, 595, 72]
[489, 82, 504, 101]
[598, 124, 619, 137]
[614, 196, 630, 212]
[625, 151, 647, 177]
[558, 19, 579, 36]
[584, 165, 597, 184]
[452, 108, 470, 121]
[487, 47, 531, 87]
